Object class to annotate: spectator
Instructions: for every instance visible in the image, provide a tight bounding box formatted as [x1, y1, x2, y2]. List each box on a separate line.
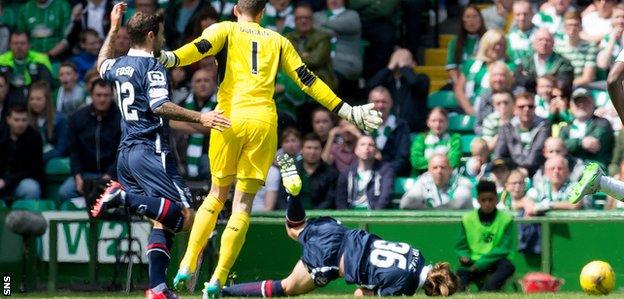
[481, 0, 513, 31]
[70, 29, 102, 81]
[545, 80, 574, 137]
[314, 0, 362, 85]
[261, 0, 295, 34]
[606, 160, 624, 209]
[454, 29, 511, 115]
[559, 88, 614, 170]
[17, 0, 71, 59]
[0, 3, 17, 53]
[310, 107, 335, 147]
[336, 135, 394, 210]
[581, 0, 616, 42]
[367, 86, 410, 175]
[474, 62, 515, 133]
[133, 0, 159, 14]
[500, 169, 530, 211]
[189, 6, 220, 39]
[322, 119, 361, 173]
[410, 108, 461, 173]
[0, 105, 43, 202]
[516, 28, 574, 93]
[480, 92, 514, 151]
[113, 26, 131, 57]
[210, 0, 237, 21]
[456, 180, 515, 292]
[532, 0, 572, 42]
[463, 137, 489, 180]
[494, 92, 550, 176]
[525, 155, 582, 215]
[170, 69, 216, 180]
[58, 79, 120, 202]
[348, 0, 400, 78]
[55, 62, 86, 117]
[446, 4, 486, 84]
[368, 48, 430, 132]
[596, 4, 624, 73]
[482, 158, 511, 196]
[27, 81, 68, 164]
[82, 68, 100, 105]
[286, 3, 336, 89]
[534, 75, 555, 120]
[67, 0, 114, 44]
[169, 67, 190, 105]
[0, 31, 53, 103]
[507, 0, 536, 65]
[532, 136, 584, 186]
[164, 0, 207, 49]
[0, 73, 12, 126]
[277, 126, 302, 160]
[277, 133, 338, 209]
[400, 153, 473, 210]
[555, 11, 597, 87]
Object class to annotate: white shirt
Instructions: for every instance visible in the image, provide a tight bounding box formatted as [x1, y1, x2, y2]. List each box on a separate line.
[87, 0, 107, 38]
[582, 12, 612, 40]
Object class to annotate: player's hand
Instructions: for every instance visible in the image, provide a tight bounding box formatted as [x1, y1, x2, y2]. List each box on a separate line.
[157, 50, 177, 68]
[200, 109, 231, 131]
[110, 2, 127, 31]
[336, 103, 383, 133]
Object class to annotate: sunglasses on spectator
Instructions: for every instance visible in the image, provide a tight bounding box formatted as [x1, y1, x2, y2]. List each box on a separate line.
[517, 104, 535, 109]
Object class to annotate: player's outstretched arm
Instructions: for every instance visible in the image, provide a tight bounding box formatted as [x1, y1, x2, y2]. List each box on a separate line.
[607, 60, 624, 123]
[279, 39, 382, 132]
[154, 103, 231, 131]
[158, 23, 228, 68]
[96, 2, 126, 75]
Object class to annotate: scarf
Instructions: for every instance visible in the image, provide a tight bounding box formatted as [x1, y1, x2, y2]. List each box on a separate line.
[183, 93, 216, 177]
[370, 115, 397, 150]
[422, 132, 451, 159]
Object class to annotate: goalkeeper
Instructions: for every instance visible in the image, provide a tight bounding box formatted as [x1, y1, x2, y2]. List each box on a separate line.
[157, 0, 383, 297]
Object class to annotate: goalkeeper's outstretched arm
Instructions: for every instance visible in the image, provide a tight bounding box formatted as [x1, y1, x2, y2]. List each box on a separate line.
[279, 38, 382, 132]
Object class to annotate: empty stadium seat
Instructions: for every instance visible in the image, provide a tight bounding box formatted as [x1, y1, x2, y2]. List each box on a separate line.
[414, 65, 448, 81]
[448, 114, 476, 133]
[60, 200, 85, 211]
[427, 90, 458, 109]
[11, 199, 57, 212]
[460, 134, 477, 155]
[45, 157, 71, 177]
[439, 34, 455, 49]
[424, 48, 447, 66]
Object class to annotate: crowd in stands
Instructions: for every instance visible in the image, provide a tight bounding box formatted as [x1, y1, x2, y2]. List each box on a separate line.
[1, 0, 624, 218]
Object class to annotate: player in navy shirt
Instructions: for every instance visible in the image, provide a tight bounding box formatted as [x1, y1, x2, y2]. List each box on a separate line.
[221, 155, 460, 297]
[89, 4, 230, 299]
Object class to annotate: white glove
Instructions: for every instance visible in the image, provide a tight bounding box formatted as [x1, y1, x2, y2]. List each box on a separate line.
[337, 103, 383, 132]
[157, 50, 177, 68]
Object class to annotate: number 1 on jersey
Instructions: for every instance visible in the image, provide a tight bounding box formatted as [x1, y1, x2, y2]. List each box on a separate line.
[251, 41, 258, 75]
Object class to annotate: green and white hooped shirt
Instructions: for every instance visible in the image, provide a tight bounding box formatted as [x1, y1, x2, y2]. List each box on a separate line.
[445, 35, 480, 71]
[527, 180, 572, 211]
[532, 7, 569, 43]
[507, 26, 535, 64]
[260, 3, 295, 34]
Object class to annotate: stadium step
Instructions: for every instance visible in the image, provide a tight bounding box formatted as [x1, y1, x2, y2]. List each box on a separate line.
[448, 114, 476, 133]
[414, 65, 448, 81]
[424, 48, 447, 66]
[439, 34, 455, 49]
[430, 79, 448, 92]
[427, 90, 458, 109]
[11, 199, 57, 212]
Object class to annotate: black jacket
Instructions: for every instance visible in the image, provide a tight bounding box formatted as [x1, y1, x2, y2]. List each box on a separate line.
[335, 160, 395, 210]
[0, 126, 43, 193]
[69, 104, 121, 177]
[278, 160, 338, 210]
[164, 0, 209, 49]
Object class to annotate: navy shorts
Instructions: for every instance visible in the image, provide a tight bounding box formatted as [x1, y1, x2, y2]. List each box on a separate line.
[117, 145, 192, 207]
[298, 217, 348, 287]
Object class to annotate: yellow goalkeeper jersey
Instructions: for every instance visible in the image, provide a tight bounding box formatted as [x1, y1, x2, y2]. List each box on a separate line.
[172, 21, 343, 122]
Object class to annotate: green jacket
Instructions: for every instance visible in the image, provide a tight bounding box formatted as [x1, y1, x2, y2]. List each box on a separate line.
[559, 116, 614, 170]
[348, 0, 400, 22]
[455, 209, 514, 272]
[0, 50, 53, 87]
[286, 29, 337, 89]
[410, 132, 462, 171]
[518, 52, 574, 84]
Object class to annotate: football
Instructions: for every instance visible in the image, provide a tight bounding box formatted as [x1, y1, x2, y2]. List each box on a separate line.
[580, 261, 616, 295]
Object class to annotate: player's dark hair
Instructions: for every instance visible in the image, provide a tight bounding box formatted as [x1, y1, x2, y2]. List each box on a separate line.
[90, 78, 113, 94]
[237, 0, 266, 17]
[476, 180, 497, 195]
[126, 12, 163, 46]
[423, 262, 460, 296]
[302, 132, 322, 145]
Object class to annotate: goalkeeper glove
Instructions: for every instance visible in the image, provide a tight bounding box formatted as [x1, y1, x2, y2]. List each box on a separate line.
[157, 50, 177, 68]
[277, 154, 302, 196]
[337, 103, 383, 132]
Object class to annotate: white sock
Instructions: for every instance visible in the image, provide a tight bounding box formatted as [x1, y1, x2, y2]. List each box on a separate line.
[599, 176, 624, 200]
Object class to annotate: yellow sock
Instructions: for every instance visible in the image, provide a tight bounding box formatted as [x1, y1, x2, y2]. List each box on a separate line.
[211, 211, 250, 285]
[180, 195, 224, 273]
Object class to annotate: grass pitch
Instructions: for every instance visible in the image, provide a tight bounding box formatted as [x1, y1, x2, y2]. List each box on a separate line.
[8, 292, 624, 298]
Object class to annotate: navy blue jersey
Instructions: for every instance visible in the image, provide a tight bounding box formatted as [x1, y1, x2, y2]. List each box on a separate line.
[100, 49, 171, 153]
[342, 230, 427, 296]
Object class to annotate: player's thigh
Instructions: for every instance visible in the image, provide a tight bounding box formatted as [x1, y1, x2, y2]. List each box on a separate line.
[117, 149, 144, 195]
[281, 260, 316, 296]
[237, 119, 278, 184]
[208, 127, 242, 184]
[127, 148, 189, 202]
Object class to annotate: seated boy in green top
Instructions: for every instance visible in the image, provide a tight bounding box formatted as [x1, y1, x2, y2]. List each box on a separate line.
[455, 180, 515, 291]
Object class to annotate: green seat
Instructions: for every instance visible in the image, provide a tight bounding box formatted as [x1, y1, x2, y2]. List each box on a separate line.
[60, 200, 85, 211]
[392, 177, 417, 198]
[45, 157, 71, 176]
[427, 91, 458, 109]
[460, 134, 476, 155]
[0, 199, 6, 210]
[12, 199, 56, 212]
[448, 114, 476, 133]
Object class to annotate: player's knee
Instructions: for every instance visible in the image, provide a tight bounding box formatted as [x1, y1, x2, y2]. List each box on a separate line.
[211, 175, 234, 199]
[236, 178, 263, 194]
[181, 207, 195, 231]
